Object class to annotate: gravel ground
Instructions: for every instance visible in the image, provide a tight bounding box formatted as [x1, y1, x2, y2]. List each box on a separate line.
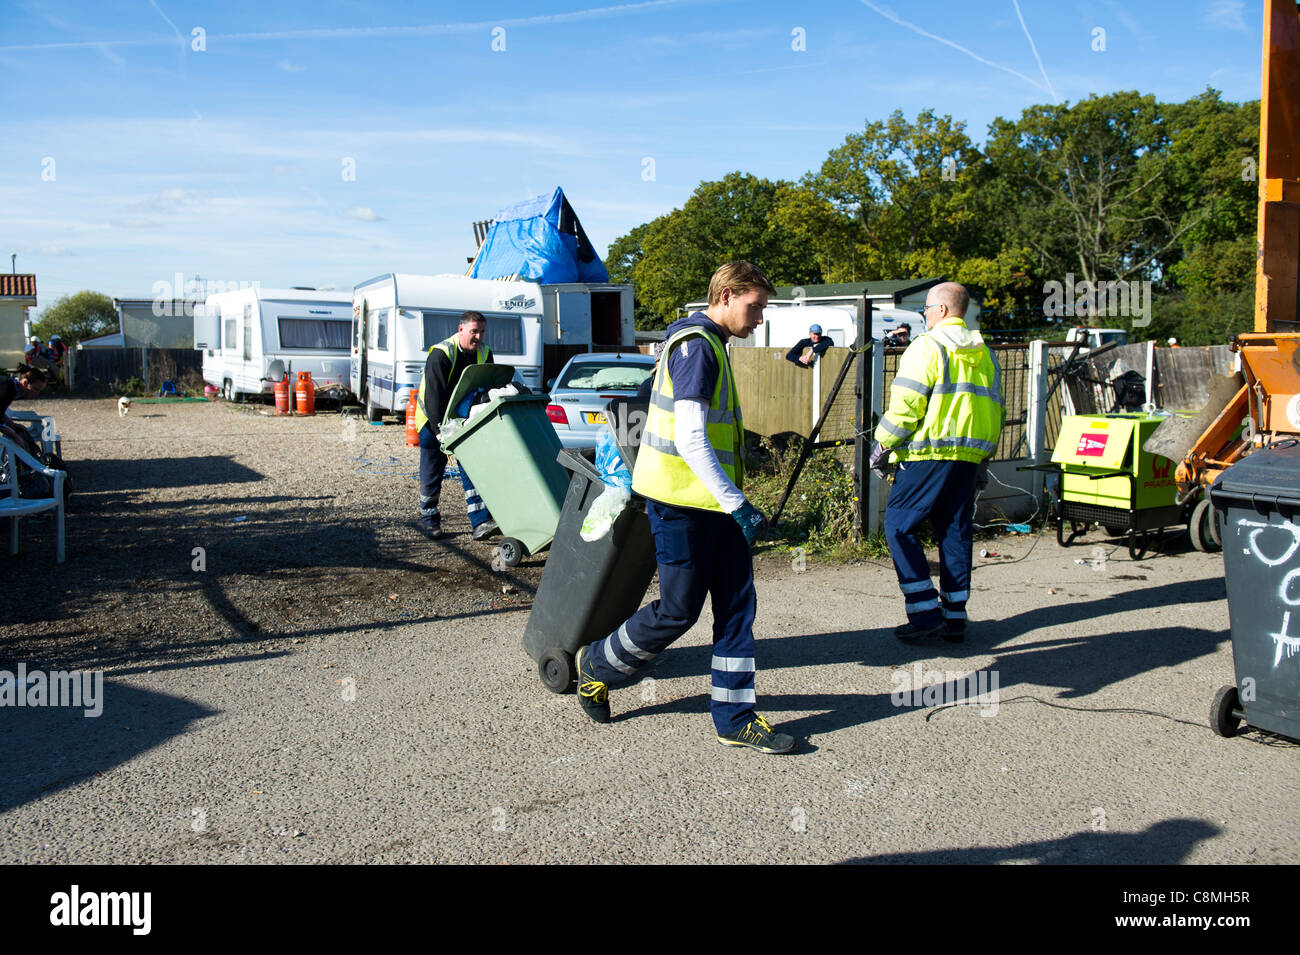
[1, 397, 1296, 865]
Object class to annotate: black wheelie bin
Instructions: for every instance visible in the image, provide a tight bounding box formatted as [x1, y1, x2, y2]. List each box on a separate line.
[1207, 440, 1300, 741]
[522, 397, 658, 692]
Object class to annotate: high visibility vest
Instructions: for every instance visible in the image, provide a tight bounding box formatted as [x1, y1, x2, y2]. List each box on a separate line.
[633, 326, 744, 511]
[873, 318, 1004, 463]
[415, 336, 490, 432]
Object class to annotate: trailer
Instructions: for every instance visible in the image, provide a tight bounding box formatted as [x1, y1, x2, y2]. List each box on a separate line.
[728, 303, 918, 351]
[536, 283, 636, 384]
[350, 274, 545, 422]
[194, 287, 353, 401]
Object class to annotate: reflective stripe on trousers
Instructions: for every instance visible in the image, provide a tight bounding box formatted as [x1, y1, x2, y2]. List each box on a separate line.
[582, 500, 759, 734]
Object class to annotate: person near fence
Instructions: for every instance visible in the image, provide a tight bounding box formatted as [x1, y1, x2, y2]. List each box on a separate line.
[870, 282, 1004, 642]
[574, 261, 797, 754]
[413, 310, 497, 541]
[785, 323, 833, 368]
[884, 323, 911, 348]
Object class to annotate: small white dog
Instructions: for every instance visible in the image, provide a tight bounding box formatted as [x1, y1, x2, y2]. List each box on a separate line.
[118, 396, 132, 417]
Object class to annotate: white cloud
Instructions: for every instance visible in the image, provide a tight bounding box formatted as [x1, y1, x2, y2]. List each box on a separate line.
[344, 207, 382, 222]
[279, 60, 305, 72]
[1203, 0, 1247, 33]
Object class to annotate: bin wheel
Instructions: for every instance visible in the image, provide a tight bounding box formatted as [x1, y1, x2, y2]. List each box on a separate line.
[1128, 530, 1148, 560]
[538, 649, 575, 694]
[1190, 498, 1221, 553]
[497, 538, 524, 567]
[1208, 504, 1223, 548]
[1210, 684, 1242, 738]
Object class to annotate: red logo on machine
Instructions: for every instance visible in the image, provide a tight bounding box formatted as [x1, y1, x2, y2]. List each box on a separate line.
[1152, 456, 1171, 478]
[1076, 433, 1108, 456]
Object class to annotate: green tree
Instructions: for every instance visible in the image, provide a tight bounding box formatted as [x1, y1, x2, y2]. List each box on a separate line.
[1161, 91, 1259, 296]
[980, 91, 1242, 292]
[628, 172, 823, 327]
[34, 291, 118, 344]
[803, 109, 985, 280]
[603, 223, 659, 329]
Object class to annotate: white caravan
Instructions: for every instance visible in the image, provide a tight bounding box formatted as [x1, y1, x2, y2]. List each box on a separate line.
[350, 273, 545, 421]
[194, 288, 353, 400]
[729, 304, 921, 350]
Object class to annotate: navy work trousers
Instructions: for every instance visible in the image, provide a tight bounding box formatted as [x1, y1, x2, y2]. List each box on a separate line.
[417, 424, 491, 528]
[584, 500, 758, 734]
[884, 459, 978, 630]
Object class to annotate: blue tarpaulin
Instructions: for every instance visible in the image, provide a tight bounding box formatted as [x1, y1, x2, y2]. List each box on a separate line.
[470, 187, 609, 284]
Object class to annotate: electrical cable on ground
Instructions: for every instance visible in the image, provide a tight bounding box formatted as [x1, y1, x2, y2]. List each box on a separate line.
[923, 695, 1300, 747]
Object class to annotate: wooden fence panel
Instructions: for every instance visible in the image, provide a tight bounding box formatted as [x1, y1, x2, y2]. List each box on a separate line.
[730, 347, 814, 438]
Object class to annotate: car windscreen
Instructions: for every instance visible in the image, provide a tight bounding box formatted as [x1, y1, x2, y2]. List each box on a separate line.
[558, 361, 654, 391]
[419, 310, 523, 356]
[277, 317, 352, 350]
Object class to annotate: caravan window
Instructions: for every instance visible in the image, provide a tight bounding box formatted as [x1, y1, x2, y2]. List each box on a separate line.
[224, 318, 236, 352]
[420, 310, 523, 356]
[278, 318, 351, 350]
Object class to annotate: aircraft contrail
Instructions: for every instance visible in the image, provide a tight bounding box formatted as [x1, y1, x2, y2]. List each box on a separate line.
[856, 0, 1052, 97]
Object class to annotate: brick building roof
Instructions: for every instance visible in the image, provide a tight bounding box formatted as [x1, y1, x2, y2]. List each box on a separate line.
[0, 274, 36, 297]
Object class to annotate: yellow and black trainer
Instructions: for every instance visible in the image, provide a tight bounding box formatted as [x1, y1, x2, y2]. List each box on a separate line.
[717, 714, 795, 754]
[576, 645, 611, 724]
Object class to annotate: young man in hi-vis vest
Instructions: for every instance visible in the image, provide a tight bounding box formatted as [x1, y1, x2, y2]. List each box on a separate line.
[575, 262, 796, 754]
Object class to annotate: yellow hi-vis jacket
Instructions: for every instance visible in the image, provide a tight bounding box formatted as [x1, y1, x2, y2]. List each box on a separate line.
[633, 325, 744, 511]
[414, 335, 490, 433]
[874, 318, 1004, 463]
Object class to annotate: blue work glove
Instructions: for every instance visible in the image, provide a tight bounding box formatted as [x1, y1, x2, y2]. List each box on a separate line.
[732, 499, 767, 548]
[869, 441, 896, 480]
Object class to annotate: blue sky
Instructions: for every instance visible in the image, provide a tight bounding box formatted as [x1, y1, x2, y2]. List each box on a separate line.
[1, 0, 1264, 316]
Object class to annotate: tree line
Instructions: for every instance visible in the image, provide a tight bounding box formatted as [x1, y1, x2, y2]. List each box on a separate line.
[605, 90, 1259, 345]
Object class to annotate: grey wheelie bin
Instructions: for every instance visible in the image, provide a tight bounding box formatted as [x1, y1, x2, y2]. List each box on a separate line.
[1207, 441, 1300, 741]
[522, 398, 658, 693]
[439, 364, 570, 566]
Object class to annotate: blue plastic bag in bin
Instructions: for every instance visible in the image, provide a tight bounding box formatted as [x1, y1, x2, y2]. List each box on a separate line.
[583, 431, 633, 541]
[595, 430, 632, 490]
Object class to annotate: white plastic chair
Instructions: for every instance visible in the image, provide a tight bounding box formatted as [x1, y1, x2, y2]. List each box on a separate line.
[5, 410, 61, 456]
[0, 434, 66, 562]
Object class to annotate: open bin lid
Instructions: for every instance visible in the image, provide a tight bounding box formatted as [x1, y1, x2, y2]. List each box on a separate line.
[1051, 414, 1136, 470]
[442, 363, 518, 426]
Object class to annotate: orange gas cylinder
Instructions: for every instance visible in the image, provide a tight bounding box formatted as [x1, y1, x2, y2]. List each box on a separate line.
[295, 371, 316, 416]
[406, 389, 420, 446]
[274, 376, 292, 415]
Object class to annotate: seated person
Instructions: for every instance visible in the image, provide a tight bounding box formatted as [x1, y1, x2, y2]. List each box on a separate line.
[0, 365, 48, 456]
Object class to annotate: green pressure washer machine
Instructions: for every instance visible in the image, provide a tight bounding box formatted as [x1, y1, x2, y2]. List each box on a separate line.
[1026, 413, 1193, 558]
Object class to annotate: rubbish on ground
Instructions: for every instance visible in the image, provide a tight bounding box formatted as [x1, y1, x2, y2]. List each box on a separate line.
[233, 515, 248, 522]
[1006, 523, 1031, 534]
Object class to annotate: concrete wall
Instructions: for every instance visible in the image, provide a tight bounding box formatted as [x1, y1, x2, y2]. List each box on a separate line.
[0, 301, 29, 370]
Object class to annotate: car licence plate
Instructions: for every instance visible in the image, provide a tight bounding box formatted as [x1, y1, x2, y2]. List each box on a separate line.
[584, 411, 606, 425]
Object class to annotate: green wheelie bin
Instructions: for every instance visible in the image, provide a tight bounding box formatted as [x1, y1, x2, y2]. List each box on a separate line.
[439, 364, 570, 566]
